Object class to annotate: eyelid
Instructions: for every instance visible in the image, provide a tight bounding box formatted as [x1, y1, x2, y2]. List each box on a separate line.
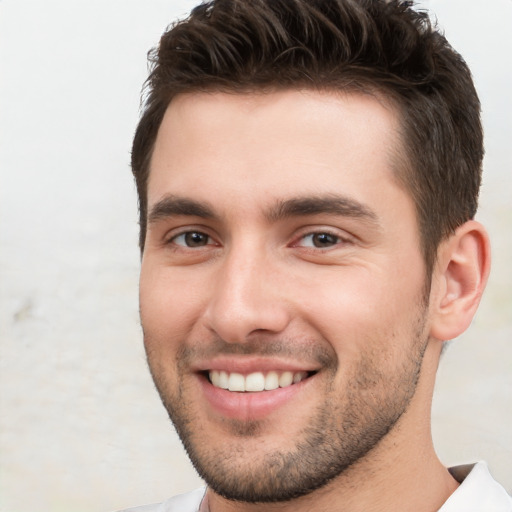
[290, 226, 353, 249]
[164, 225, 220, 247]
[172, 232, 212, 247]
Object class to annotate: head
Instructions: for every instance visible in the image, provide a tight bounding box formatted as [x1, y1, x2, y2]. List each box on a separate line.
[133, 0, 489, 506]
[132, 0, 483, 276]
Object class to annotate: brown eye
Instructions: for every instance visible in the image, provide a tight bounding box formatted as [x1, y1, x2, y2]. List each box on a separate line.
[296, 232, 341, 249]
[173, 231, 211, 247]
[311, 233, 339, 247]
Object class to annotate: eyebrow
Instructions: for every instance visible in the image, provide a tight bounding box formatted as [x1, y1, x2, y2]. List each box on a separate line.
[266, 194, 380, 227]
[148, 195, 216, 224]
[147, 193, 380, 228]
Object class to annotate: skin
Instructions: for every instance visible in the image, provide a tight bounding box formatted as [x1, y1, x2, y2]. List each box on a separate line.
[139, 90, 490, 512]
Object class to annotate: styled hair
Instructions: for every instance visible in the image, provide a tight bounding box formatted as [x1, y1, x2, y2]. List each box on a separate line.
[132, 0, 483, 274]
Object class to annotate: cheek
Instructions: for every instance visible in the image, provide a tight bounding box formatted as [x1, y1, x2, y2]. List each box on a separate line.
[295, 263, 425, 351]
[139, 265, 206, 346]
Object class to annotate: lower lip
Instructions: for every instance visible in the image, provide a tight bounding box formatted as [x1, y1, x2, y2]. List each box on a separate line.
[199, 374, 313, 421]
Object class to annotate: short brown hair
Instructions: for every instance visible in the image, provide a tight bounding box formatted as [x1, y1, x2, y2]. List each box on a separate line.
[132, 0, 483, 274]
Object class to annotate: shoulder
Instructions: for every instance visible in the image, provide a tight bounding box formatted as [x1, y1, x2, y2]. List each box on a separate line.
[115, 487, 207, 512]
[440, 462, 512, 511]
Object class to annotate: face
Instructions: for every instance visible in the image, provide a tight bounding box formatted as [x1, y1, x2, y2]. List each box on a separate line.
[140, 90, 431, 502]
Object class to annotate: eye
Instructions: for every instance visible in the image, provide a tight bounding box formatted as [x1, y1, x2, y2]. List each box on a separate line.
[298, 232, 343, 248]
[171, 231, 213, 248]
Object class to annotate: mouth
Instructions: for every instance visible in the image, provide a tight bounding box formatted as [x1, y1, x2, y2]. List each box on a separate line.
[206, 370, 315, 392]
[196, 364, 319, 420]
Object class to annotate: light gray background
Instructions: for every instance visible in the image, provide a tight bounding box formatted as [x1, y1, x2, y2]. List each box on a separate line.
[0, 1, 510, 511]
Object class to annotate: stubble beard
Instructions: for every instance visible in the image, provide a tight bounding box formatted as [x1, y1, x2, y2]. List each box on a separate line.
[145, 313, 429, 503]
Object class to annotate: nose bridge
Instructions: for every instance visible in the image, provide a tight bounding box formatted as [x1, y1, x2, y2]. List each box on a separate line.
[203, 238, 290, 343]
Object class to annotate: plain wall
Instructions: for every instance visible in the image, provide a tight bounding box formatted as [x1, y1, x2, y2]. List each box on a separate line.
[0, 1, 510, 511]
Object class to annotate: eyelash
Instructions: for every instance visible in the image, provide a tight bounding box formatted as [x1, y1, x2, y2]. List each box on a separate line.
[167, 230, 216, 248]
[293, 230, 350, 250]
[166, 227, 350, 252]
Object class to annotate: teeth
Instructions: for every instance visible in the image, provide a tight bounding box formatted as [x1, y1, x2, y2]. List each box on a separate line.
[245, 372, 265, 392]
[210, 370, 229, 389]
[293, 372, 306, 384]
[209, 370, 310, 392]
[264, 371, 279, 390]
[218, 371, 229, 389]
[279, 371, 294, 387]
[228, 373, 245, 392]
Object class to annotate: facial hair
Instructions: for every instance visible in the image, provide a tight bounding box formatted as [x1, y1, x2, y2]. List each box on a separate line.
[145, 310, 429, 503]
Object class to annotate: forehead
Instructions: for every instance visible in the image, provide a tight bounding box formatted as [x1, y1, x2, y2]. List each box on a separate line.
[148, 89, 407, 215]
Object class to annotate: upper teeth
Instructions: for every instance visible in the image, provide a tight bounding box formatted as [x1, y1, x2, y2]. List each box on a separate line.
[209, 370, 309, 392]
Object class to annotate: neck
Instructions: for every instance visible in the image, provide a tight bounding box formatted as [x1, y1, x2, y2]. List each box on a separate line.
[205, 341, 459, 512]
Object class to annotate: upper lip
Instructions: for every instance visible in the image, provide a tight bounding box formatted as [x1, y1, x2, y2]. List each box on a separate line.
[191, 356, 320, 375]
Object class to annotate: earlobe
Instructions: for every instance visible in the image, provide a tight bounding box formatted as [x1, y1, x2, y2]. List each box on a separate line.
[429, 221, 491, 341]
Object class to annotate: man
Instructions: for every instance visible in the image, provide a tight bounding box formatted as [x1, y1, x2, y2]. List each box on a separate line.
[121, 0, 511, 510]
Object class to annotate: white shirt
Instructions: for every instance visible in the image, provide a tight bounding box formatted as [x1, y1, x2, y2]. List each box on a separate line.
[117, 462, 511, 512]
[116, 487, 206, 512]
[439, 462, 512, 511]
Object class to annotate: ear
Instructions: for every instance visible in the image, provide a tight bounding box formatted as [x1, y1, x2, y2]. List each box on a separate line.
[429, 220, 491, 341]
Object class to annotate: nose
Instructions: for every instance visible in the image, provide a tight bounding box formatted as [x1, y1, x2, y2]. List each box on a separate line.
[202, 247, 291, 344]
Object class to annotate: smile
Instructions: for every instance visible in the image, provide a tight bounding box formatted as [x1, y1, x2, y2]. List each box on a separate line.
[209, 370, 311, 392]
